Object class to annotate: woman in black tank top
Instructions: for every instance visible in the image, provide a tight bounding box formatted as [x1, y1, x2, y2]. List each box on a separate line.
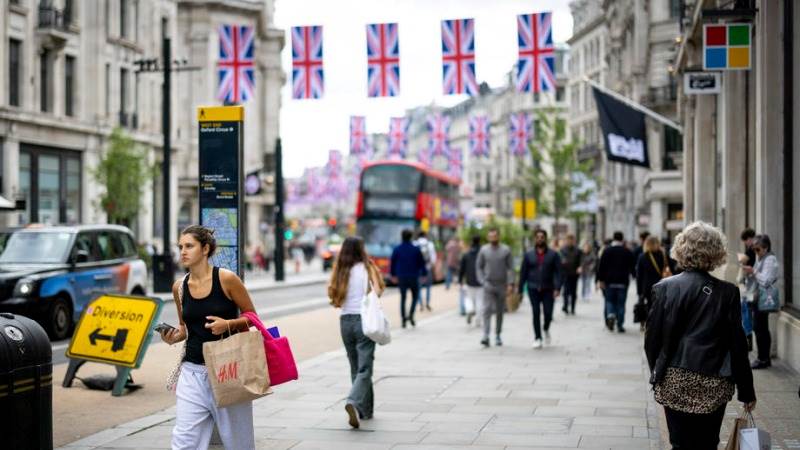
[158, 225, 258, 450]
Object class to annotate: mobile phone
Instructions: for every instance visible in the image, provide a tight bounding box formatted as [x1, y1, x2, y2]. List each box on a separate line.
[154, 322, 177, 334]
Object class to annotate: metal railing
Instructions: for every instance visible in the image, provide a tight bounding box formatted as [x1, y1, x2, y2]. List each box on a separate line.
[38, 5, 71, 31]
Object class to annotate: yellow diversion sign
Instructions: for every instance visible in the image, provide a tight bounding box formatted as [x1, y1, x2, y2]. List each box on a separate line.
[67, 294, 161, 368]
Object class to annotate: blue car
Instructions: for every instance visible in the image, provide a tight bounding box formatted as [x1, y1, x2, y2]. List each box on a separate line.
[0, 225, 148, 340]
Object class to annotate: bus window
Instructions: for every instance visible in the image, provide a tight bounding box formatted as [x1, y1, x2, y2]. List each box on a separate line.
[362, 165, 422, 194]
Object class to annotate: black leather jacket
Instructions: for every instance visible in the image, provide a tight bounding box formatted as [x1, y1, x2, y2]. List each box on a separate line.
[644, 270, 755, 403]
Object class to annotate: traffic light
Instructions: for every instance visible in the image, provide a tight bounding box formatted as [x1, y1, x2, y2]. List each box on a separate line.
[284, 229, 294, 240]
[328, 217, 337, 227]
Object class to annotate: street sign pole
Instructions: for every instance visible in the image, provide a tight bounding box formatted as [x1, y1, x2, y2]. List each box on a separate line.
[274, 138, 285, 282]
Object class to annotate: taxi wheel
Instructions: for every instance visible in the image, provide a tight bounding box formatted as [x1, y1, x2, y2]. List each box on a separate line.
[47, 297, 73, 340]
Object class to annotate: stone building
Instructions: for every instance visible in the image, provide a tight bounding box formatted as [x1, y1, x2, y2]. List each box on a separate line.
[0, 0, 284, 252]
[674, 0, 799, 371]
[567, 0, 684, 243]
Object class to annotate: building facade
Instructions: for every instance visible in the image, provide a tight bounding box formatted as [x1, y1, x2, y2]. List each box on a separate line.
[0, 0, 284, 253]
[567, 0, 684, 243]
[675, 0, 799, 371]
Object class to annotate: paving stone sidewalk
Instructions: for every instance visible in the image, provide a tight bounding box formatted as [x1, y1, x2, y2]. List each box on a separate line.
[60, 286, 799, 450]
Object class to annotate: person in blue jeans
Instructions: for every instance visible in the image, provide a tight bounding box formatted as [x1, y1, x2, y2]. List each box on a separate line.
[390, 229, 427, 328]
[595, 231, 636, 333]
[518, 229, 562, 348]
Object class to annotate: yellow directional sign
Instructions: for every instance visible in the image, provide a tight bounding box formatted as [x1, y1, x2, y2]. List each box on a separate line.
[513, 199, 537, 220]
[67, 294, 161, 368]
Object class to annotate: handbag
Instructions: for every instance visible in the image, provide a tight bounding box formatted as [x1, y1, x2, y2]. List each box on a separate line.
[741, 299, 753, 335]
[166, 273, 190, 392]
[633, 299, 648, 323]
[648, 252, 671, 279]
[202, 325, 271, 407]
[739, 411, 771, 450]
[361, 280, 391, 345]
[241, 311, 299, 386]
[506, 291, 522, 313]
[724, 411, 749, 450]
[756, 283, 780, 312]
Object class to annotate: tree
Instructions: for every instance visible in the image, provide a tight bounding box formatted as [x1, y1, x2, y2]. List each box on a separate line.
[92, 128, 157, 226]
[459, 216, 525, 257]
[514, 108, 595, 238]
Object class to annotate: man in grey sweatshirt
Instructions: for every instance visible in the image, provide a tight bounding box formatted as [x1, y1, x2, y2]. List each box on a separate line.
[476, 227, 514, 347]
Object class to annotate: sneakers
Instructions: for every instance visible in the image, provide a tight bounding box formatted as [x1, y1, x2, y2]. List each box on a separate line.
[345, 403, 360, 429]
[480, 338, 490, 348]
[544, 331, 551, 345]
[532, 338, 543, 349]
[466, 312, 473, 325]
[617, 327, 626, 333]
[495, 336, 503, 346]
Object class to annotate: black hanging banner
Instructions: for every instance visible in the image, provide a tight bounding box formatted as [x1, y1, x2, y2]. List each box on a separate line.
[592, 87, 650, 168]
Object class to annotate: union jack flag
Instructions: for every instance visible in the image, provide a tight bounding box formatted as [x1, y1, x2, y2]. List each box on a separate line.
[509, 112, 531, 157]
[217, 25, 255, 104]
[292, 25, 324, 99]
[428, 113, 451, 157]
[469, 115, 490, 157]
[303, 167, 322, 199]
[387, 117, 409, 159]
[441, 19, 478, 96]
[418, 147, 432, 167]
[517, 12, 556, 93]
[326, 150, 342, 179]
[447, 147, 463, 180]
[350, 116, 368, 155]
[366, 23, 400, 97]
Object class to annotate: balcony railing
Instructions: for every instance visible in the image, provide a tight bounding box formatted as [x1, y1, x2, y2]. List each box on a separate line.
[38, 5, 71, 31]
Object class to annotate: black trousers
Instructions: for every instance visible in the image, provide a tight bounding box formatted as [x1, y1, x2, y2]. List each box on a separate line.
[664, 405, 726, 450]
[397, 276, 420, 321]
[529, 289, 554, 340]
[562, 275, 579, 313]
[752, 308, 772, 362]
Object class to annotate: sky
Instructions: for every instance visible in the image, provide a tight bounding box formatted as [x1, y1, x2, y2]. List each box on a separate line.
[274, 0, 574, 177]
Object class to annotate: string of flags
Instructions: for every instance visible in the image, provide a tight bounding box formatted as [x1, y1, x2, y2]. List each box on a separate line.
[215, 12, 555, 104]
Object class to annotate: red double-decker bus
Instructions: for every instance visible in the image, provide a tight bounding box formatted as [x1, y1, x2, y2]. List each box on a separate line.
[355, 160, 460, 282]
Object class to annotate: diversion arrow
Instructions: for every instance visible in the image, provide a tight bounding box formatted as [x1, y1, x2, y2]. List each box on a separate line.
[89, 328, 129, 352]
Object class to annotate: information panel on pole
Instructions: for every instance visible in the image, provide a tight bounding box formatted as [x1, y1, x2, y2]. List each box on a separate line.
[197, 106, 244, 277]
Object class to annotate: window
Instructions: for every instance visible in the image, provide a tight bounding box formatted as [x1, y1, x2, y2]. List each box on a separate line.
[64, 0, 74, 25]
[663, 126, 683, 170]
[40, 49, 50, 112]
[556, 86, 565, 103]
[18, 145, 82, 225]
[105, 63, 111, 115]
[669, 0, 681, 19]
[120, 0, 128, 38]
[9, 39, 21, 107]
[65, 55, 75, 116]
[120, 232, 137, 257]
[73, 232, 98, 262]
[120, 67, 128, 125]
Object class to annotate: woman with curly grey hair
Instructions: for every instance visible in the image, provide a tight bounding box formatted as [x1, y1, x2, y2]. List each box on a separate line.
[645, 221, 755, 449]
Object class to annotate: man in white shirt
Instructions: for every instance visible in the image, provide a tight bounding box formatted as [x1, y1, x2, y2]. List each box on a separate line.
[414, 231, 437, 311]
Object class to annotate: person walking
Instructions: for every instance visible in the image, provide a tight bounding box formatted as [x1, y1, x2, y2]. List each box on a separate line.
[596, 231, 636, 333]
[458, 235, 483, 326]
[635, 235, 672, 331]
[645, 221, 756, 450]
[390, 229, 427, 328]
[632, 230, 650, 271]
[414, 231, 437, 311]
[327, 237, 386, 429]
[159, 225, 258, 450]
[476, 227, 514, 347]
[743, 234, 779, 369]
[444, 236, 461, 290]
[578, 241, 596, 302]
[559, 234, 581, 315]
[518, 229, 562, 349]
[738, 228, 757, 350]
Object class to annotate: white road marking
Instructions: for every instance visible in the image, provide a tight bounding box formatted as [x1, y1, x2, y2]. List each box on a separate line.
[256, 296, 330, 316]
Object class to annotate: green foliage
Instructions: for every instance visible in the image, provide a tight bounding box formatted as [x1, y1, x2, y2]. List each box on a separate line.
[459, 216, 525, 257]
[513, 109, 596, 233]
[91, 128, 157, 226]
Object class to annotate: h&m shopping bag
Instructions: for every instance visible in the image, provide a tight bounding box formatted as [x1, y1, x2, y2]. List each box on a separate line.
[202, 330, 271, 407]
[241, 311, 299, 386]
[361, 282, 391, 345]
[739, 412, 772, 450]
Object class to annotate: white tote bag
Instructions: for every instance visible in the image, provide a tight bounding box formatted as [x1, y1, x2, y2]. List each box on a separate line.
[361, 280, 391, 345]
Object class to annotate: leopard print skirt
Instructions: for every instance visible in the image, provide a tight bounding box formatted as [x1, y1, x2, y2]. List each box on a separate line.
[654, 367, 735, 414]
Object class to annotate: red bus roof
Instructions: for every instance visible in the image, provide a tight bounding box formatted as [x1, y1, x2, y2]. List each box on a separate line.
[361, 160, 462, 186]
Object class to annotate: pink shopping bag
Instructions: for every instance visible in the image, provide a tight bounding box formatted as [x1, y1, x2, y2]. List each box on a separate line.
[241, 311, 299, 386]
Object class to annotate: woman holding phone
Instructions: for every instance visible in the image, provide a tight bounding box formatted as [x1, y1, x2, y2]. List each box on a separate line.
[158, 225, 258, 450]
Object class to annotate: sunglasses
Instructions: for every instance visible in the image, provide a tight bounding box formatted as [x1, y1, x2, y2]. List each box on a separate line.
[753, 247, 765, 253]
